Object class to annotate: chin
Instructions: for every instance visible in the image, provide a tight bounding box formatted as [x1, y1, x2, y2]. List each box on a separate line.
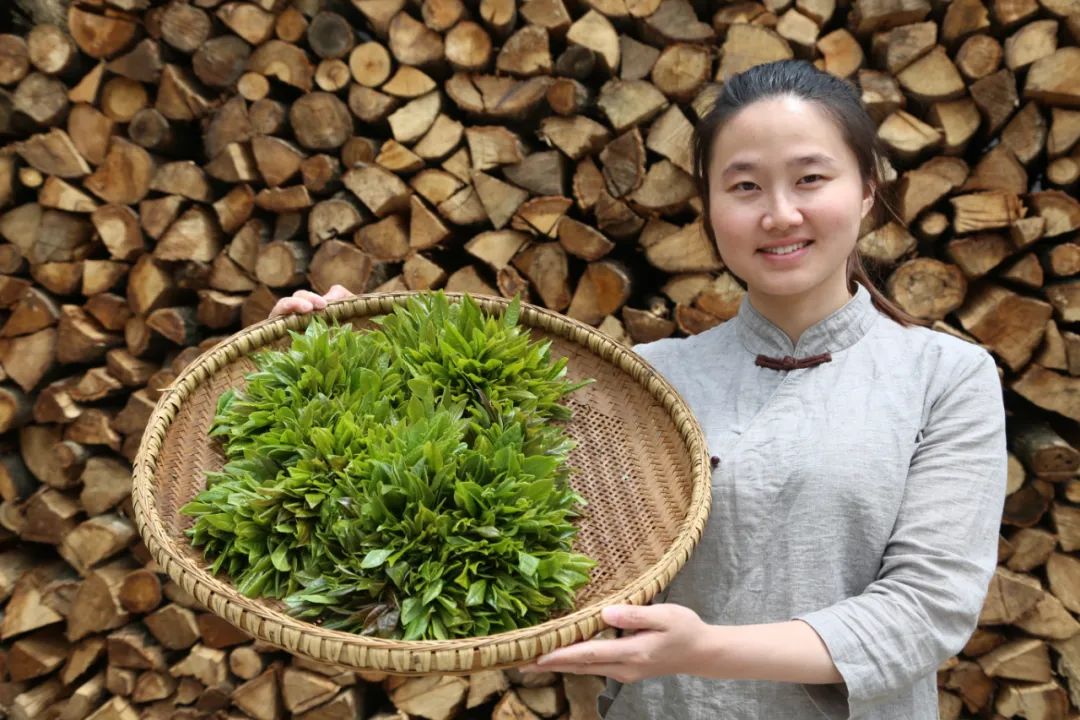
[747, 275, 821, 298]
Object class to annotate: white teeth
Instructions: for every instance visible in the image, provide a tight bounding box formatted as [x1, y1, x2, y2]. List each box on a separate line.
[761, 242, 810, 255]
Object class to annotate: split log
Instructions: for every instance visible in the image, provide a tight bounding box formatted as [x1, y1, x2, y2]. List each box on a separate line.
[233, 666, 284, 720]
[7, 626, 69, 681]
[108, 626, 166, 671]
[59, 513, 136, 575]
[14, 72, 70, 126]
[597, 79, 668, 133]
[229, 645, 265, 681]
[1030, 191, 1080, 237]
[1011, 420, 1080, 479]
[878, 110, 943, 160]
[10, 677, 65, 720]
[718, 25, 793, 78]
[1005, 528, 1057, 572]
[473, 172, 528, 230]
[538, 116, 610, 160]
[816, 29, 863, 77]
[1011, 364, 1080, 422]
[954, 285, 1052, 370]
[642, 220, 722, 274]
[343, 164, 411, 217]
[21, 424, 80, 489]
[566, 261, 632, 325]
[996, 681, 1070, 719]
[1047, 553, 1080, 614]
[170, 644, 229, 687]
[872, 21, 936, 73]
[107, 40, 163, 86]
[144, 604, 200, 651]
[887, 258, 967, 320]
[514, 242, 570, 310]
[247, 40, 313, 91]
[282, 667, 341, 714]
[1024, 47, 1080, 106]
[59, 634, 106, 686]
[15, 128, 91, 178]
[1, 559, 73, 640]
[388, 11, 444, 67]
[197, 613, 251, 649]
[67, 557, 138, 642]
[388, 676, 469, 720]
[565, 10, 619, 73]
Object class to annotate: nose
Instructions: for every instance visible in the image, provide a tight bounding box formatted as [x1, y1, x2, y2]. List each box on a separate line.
[761, 191, 803, 232]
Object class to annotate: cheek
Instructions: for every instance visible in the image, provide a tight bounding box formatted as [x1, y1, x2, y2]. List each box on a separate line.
[808, 188, 865, 242]
[709, 199, 756, 246]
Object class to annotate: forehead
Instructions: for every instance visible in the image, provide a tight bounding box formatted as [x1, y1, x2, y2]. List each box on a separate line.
[710, 96, 855, 167]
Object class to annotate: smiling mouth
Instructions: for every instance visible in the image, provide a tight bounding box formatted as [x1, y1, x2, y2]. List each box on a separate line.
[758, 241, 813, 255]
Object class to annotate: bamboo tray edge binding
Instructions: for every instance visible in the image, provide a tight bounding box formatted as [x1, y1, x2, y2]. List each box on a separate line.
[132, 291, 711, 675]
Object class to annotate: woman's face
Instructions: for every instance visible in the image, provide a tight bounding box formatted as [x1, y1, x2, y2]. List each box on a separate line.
[706, 96, 874, 303]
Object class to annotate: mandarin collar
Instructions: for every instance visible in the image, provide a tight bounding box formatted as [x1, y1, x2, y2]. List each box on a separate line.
[734, 282, 878, 359]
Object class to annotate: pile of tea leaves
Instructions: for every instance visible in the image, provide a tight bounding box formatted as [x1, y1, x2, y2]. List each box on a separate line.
[181, 292, 596, 641]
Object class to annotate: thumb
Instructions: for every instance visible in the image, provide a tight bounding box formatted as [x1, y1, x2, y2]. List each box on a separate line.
[601, 604, 671, 632]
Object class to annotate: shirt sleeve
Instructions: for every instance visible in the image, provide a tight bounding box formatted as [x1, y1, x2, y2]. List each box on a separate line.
[630, 338, 663, 366]
[794, 349, 1007, 717]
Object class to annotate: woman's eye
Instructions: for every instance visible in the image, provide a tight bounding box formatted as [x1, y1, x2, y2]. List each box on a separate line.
[732, 181, 758, 192]
[799, 174, 824, 185]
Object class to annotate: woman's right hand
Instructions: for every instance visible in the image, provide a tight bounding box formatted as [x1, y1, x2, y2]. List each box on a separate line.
[268, 284, 354, 319]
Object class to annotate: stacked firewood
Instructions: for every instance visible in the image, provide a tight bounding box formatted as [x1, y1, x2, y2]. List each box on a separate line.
[0, 0, 1077, 717]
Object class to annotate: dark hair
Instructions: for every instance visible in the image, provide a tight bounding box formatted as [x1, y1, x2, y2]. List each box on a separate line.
[691, 59, 928, 328]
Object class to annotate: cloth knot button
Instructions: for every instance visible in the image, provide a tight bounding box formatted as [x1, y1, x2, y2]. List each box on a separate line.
[755, 352, 833, 371]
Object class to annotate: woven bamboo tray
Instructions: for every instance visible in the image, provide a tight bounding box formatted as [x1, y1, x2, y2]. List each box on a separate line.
[132, 291, 712, 675]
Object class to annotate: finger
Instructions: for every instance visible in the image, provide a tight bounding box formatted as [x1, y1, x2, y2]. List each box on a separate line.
[533, 638, 637, 667]
[526, 662, 626, 678]
[268, 301, 296, 318]
[293, 290, 327, 308]
[602, 605, 670, 632]
[271, 299, 312, 317]
[324, 284, 353, 301]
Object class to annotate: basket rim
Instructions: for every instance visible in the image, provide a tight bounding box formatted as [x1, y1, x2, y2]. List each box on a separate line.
[131, 290, 712, 674]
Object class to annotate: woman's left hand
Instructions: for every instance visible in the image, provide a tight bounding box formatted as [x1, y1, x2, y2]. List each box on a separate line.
[519, 604, 713, 683]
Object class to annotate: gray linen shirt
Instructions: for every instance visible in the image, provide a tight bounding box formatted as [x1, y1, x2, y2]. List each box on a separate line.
[599, 282, 1007, 720]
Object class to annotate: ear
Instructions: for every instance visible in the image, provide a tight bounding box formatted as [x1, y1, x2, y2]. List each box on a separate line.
[861, 181, 876, 220]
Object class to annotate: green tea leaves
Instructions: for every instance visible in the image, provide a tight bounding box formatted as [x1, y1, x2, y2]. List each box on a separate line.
[181, 292, 595, 640]
[270, 542, 291, 572]
[518, 551, 540, 578]
[361, 548, 393, 569]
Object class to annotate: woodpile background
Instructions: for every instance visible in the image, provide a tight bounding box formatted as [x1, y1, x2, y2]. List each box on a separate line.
[0, 0, 1078, 717]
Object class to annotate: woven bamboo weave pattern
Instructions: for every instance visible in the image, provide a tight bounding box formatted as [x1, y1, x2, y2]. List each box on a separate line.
[132, 292, 711, 675]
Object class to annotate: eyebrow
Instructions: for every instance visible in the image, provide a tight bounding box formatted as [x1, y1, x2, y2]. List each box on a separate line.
[720, 154, 836, 179]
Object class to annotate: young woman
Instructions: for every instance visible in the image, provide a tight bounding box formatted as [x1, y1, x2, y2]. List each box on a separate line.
[270, 60, 1008, 720]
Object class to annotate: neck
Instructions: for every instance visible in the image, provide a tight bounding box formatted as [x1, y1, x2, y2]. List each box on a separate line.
[746, 274, 854, 347]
